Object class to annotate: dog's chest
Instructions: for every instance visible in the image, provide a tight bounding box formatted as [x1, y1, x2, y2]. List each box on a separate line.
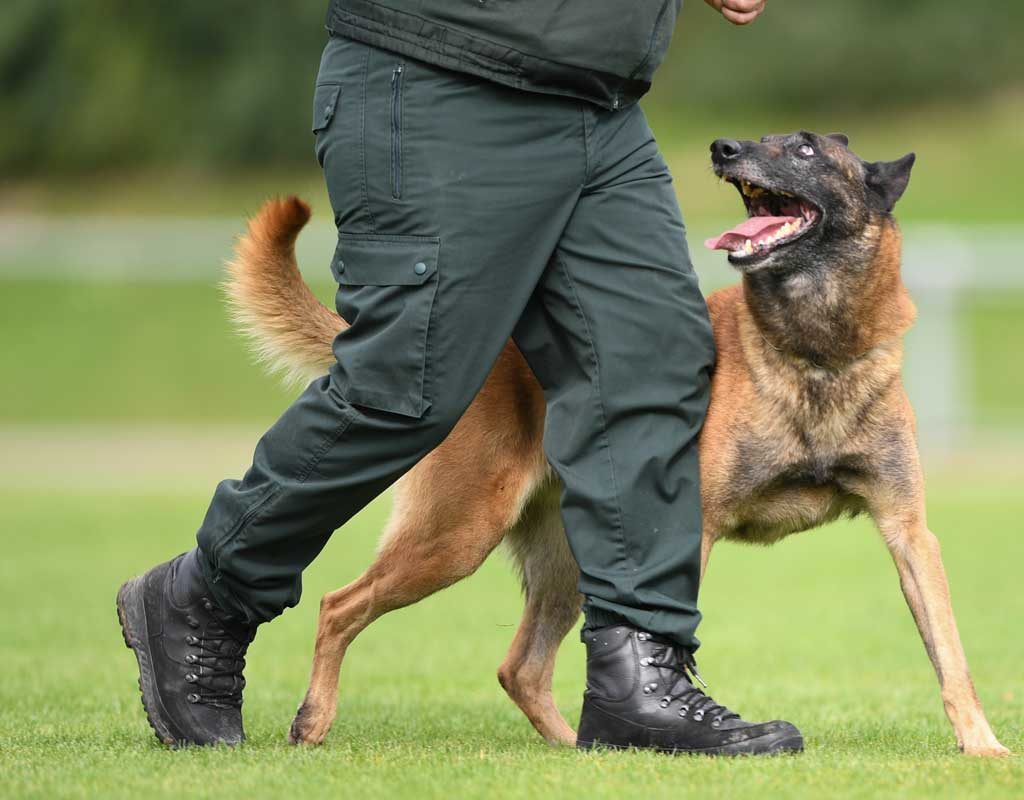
[717, 413, 873, 544]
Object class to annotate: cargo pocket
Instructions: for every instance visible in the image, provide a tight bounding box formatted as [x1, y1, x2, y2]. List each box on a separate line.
[330, 233, 440, 419]
[312, 82, 342, 166]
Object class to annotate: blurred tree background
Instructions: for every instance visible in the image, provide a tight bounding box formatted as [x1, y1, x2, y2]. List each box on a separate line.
[2, 0, 1022, 176]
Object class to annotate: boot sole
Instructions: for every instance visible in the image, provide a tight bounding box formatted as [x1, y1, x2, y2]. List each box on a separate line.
[116, 577, 186, 748]
[577, 732, 804, 757]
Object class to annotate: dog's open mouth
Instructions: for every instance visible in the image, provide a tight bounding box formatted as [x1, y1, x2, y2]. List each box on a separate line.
[705, 179, 821, 263]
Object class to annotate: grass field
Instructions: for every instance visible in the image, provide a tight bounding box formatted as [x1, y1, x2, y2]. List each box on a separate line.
[0, 281, 1022, 798]
[1, 479, 1022, 800]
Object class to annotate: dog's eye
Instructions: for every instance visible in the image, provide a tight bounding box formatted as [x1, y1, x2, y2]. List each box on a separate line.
[797, 144, 815, 158]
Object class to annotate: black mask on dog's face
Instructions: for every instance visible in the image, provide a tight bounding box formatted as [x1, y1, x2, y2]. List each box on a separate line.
[706, 131, 915, 274]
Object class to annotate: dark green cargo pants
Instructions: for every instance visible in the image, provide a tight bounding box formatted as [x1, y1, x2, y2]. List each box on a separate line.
[195, 34, 715, 649]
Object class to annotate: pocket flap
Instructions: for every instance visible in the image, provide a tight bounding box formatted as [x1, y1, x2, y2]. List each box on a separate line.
[331, 233, 440, 286]
[312, 82, 342, 133]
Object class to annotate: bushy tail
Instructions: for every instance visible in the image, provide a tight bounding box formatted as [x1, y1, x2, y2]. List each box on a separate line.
[223, 197, 342, 383]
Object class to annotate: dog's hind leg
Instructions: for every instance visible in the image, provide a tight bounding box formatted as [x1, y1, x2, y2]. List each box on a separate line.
[870, 471, 1009, 757]
[288, 443, 546, 745]
[498, 481, 583, 746]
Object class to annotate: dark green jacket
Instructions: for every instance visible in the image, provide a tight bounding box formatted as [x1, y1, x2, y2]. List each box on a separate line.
[326, 0, 681, 110]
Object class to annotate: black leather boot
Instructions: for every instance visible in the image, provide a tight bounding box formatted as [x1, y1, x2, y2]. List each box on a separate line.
[116, 550, 255, 747]
[577, 626, 803, 756]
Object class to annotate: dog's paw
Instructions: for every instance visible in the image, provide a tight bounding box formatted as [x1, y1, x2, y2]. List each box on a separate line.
[961, 740, 1011, 758]
[287, 697, 334, 746]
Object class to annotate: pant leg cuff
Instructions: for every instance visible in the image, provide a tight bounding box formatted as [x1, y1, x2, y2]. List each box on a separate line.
[194, 545, 254, 625]
[581, 601, 700, 651]
[581, 605, 631, 634]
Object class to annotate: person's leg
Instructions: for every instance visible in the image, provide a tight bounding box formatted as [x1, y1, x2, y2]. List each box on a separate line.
[118, 34, 589, 746]
[513, 102, 713, 652]
[513, 103, 802, 755]
[195, 36, 587, 625]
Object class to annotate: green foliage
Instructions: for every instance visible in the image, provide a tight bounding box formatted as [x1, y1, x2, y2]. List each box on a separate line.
[3, 1, 1022, 175]
[1, 1, 325, 175]
[650, 0, 1024, 113]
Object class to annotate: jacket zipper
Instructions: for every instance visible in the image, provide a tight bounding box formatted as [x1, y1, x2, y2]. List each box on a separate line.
[390, 63, 404, 199]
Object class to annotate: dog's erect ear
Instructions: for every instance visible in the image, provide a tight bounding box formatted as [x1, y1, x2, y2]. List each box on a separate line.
[825, 132, 849, 147]
[863, 152, 916, 213]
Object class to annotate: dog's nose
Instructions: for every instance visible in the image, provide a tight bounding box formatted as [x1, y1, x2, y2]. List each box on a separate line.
[711, 138, 743, 162]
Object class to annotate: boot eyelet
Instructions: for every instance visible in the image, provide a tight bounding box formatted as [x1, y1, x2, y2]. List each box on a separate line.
[185, 654, 197, 664]
[187, 693, 201, 704]
[678, 705, 689, 717]
[712, 717, 722, 728]
[642, 683, 657, 694]
[185, 635, 198, 645]
[639, 657, 652, 666]
[693, 710, 705, 722]
[185, 673, 197, 683]
[659, 698, 671, 708]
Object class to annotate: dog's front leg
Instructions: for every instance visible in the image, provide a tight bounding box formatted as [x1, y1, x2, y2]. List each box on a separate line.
[699, 526, 720, 585]
[872, 497, 1009, 757]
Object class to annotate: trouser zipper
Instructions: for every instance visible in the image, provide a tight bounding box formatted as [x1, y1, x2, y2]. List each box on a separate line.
[390, 63, 404, 199]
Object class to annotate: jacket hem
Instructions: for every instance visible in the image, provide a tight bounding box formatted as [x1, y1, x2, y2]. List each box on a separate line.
[326, 1, 650, 111]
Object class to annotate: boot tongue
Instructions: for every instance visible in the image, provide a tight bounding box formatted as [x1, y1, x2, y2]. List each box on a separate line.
[173, 550, 253, 639]
[704, 216, 799, 252]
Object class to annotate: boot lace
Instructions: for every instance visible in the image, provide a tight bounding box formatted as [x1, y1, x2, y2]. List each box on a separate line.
[646, 638, 740, 725]
[183, 608, 253, 709]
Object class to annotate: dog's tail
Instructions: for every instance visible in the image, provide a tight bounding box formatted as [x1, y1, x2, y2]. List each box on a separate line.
[224, 196, 343, 384]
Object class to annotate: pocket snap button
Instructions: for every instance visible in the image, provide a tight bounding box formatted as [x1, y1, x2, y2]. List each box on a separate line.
[336, 260, 345, 273]
[413, 261, 427, 275]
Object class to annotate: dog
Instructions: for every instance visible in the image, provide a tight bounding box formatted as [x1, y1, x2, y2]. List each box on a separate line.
[222, 131, 1008, 757]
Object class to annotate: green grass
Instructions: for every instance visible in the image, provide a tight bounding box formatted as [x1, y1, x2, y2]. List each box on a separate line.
[964, 291, 1024, 427]
[1, 278, 1021, 428]
[0, 280, 313, 423]
[0, 481, 1021, 799]
[0, 271, 1021, 796]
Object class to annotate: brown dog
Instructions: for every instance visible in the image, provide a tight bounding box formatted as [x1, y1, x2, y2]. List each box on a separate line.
[223, 131, 1007, 757]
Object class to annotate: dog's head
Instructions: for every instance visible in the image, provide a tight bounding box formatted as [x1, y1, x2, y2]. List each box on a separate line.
[705, 131, 915, 273]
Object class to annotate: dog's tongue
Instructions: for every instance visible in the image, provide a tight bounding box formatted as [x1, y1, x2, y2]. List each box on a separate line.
[704, 216, 799, 251]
